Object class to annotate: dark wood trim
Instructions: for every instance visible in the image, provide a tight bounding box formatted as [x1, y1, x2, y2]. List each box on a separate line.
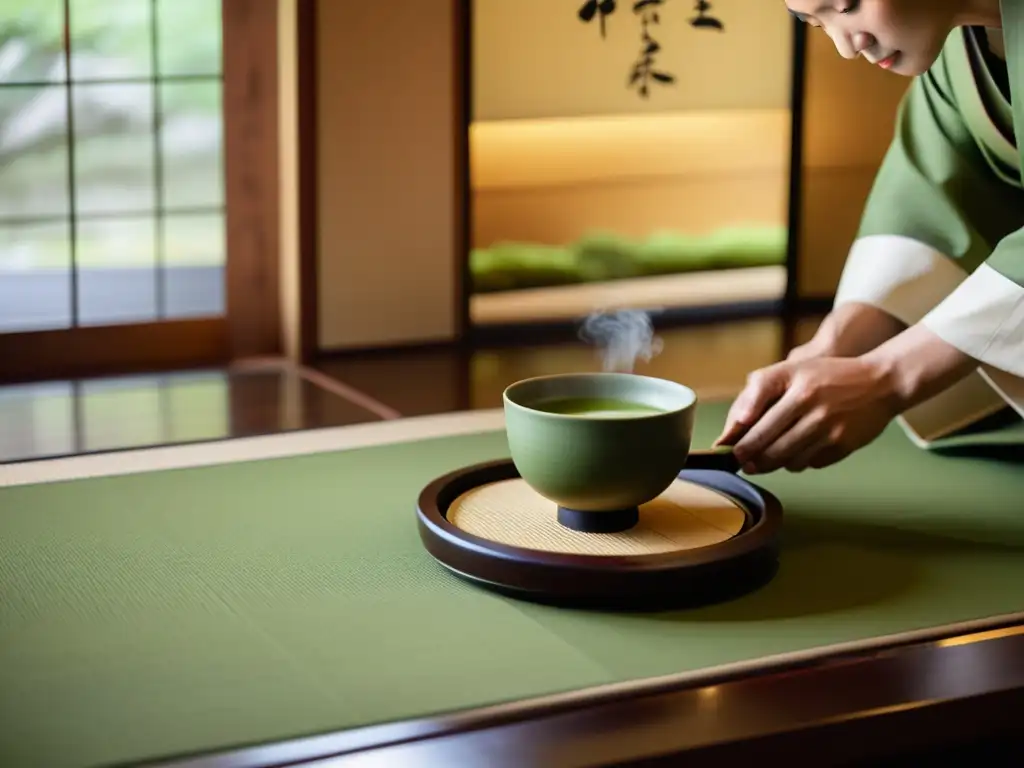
[784, 18, 807, 316]
[795, 294, 835, 314]
[222, 0, 283, 359]
[781, 294, 832, 358]
[307, 299, 783, 359]
[296, 0, 320, 364]
[0, 320, 229, 384]
[466, 299, 784, 348]
[146, 618, 1024, 767]
[454, 0, 472, 346]
[311, 338, 466, 363]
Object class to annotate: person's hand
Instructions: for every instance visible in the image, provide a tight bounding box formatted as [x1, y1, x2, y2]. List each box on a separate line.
[714, 356, 901, 474]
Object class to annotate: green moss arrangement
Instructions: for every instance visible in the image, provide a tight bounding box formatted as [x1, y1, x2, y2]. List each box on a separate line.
[471, 226, 786, 293]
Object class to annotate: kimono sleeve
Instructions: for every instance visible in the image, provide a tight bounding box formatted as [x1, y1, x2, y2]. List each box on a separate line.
[832, 58, 1024, 378]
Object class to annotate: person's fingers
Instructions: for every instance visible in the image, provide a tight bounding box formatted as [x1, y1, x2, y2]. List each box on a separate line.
[753, 408, 829, 473]
[718, 392, 756, 444]
[714, 415, 751, 448]
[784, 437, 850, 473]
[715, 366, 789, 446]
[784, 430, 832, 473]
[811, 441, 853, 469]
[732, 382, 810, 466]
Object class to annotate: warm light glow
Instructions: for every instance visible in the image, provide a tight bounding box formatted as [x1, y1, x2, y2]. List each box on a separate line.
[935, 624, 1024, 647]
[470, 110, 791, 192]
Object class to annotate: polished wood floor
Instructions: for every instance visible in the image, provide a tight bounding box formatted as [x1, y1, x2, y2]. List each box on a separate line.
[0, 362, 386, 464]
[0, 316, 822, 464]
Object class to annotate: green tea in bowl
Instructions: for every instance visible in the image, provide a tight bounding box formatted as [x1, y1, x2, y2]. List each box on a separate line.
[531, 396, 666, 418]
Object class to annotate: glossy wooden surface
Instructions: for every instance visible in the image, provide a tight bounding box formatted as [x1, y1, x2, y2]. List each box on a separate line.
[0, 363, 385, 464]
[316, 316, 822, 417]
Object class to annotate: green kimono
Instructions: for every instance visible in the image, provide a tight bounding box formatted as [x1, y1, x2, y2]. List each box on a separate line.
[833, 17, 1024, 443]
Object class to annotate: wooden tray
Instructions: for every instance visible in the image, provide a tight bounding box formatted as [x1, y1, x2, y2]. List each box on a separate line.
[416, 459, 783, 610]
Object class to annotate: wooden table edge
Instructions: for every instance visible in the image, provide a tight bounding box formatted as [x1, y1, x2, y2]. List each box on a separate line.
[145, 615, 1024, 768]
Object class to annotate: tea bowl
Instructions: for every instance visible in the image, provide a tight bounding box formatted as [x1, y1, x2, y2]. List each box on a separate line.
[502, 372, 735, 530]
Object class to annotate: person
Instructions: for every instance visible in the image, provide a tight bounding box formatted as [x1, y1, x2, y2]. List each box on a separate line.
[715, 0, 1024, 474]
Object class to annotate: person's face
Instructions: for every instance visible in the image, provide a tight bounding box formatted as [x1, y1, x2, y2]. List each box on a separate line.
[785, 0, 961, 76]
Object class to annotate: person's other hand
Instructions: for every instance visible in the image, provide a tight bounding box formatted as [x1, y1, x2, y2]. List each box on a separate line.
[714, 356, 900, 474]
[784, 303, 908, 362]
[785, 337, 830, 364]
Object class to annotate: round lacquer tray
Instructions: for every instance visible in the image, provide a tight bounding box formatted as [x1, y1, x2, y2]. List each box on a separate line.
[416, 459, 783, 610]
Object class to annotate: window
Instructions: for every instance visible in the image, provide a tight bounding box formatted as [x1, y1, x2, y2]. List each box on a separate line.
[0, 0, 283, 382]
[0, 0, 225, 332]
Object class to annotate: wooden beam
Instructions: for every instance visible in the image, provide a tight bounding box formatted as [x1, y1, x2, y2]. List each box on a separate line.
[223, 0, 283, 359]
[295, 0, 319, 363]
[0, 320, 229, 384]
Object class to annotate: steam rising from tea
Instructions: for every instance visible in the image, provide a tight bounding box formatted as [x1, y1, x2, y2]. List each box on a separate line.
[579, 309, 663, 372]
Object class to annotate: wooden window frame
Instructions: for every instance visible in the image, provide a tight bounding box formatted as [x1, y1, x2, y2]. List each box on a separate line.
[0, 0, 282, 384]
